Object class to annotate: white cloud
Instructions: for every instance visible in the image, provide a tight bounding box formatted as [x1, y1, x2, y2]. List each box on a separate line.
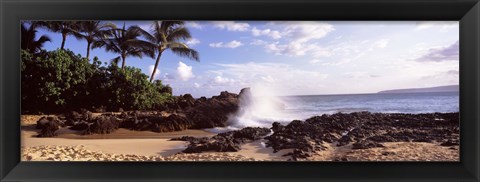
[228, 41, 242, 48]
[282, 22, 334, 43]
[250, 39, 267, 45]
[264, 41, 330, 57]
[186, 38, 200, 46]
[373, 39, 389, 48]
[251, 27, 282, 39]
[209, 42, 223, 48]
[261, 75, 276, 83]
[209, 40, 243, 48]
[250, 22, 335, 58]
[415, 21, 458, 31]
[212, 21, 250, 32]
[214, 76, 236, 84]
[309, 59, 321, 64]
[415, 41, 459, 62]
[342, 72, 380, 79]
[194, 82, 201, 88]
[176, 61, 195, 81]
[148, 65, 161, 80]
[186, 21, 203, 29]
[210, 62, 328, 95]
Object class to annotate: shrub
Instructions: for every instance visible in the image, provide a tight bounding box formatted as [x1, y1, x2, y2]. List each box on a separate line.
[21, 49, 174, 113]
[21, 49, 94, 112]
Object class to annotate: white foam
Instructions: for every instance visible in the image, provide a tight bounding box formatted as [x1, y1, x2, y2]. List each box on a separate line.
[228, 84, 300, 128]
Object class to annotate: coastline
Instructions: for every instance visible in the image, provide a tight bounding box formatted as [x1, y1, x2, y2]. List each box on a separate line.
[21, 126, 291, 161]
[21, 111, 459, 162]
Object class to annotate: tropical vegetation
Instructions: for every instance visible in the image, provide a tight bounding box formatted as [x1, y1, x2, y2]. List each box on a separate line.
[20, 20, 198, 114]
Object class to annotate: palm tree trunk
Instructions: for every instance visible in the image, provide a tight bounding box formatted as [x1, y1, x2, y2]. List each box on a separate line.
[86, 41, 91, 59]
[121, 55, 126, 71]
[61, 33, 67, 50]
[150, 52, 162, 82]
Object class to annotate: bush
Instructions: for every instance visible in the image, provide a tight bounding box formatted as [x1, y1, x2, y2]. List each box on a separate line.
[104, 64, 174, 111]
[21, 49, 173, 113]
[21, 49, 94, 112]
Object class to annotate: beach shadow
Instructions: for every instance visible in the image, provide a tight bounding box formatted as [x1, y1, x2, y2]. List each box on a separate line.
[21, 125, 42, 137]
[21, 124, 39, 132]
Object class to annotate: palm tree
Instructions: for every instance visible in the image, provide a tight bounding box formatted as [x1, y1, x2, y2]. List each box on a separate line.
[97, 23, 155, 71]
[21, 22, 51, 53]
[71, 21, 116, 59]
[41, 21, 79, 50]
[140, 21, 199, 82]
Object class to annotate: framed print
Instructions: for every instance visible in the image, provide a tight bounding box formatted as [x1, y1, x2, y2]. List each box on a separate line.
[1, 0, 479, 181]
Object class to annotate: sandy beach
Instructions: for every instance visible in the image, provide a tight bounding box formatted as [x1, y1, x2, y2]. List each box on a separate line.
[21, 114, 459, 162]
[21, 117, 292, 161]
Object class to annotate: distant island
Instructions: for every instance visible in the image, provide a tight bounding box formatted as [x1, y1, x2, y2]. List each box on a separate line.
[378, 85, 459, 94]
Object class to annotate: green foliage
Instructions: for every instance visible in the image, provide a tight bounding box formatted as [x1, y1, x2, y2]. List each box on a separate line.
[21, 49, 173, 113]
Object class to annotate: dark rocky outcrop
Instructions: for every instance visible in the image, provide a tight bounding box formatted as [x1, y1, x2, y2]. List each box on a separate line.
[183, 135, 241, 153]
[36, 116, 62, 137]
[186, 91, 241, 129]
[441, 139, 460, 146]
[264, 112, 459, 159]
[36, 116, 61, 129]
[265, 120, 328, 160]
[177, 127, 271, 153]
[83, 116, 121, 135]
[119, 112, 193, 133]
[64, 109, 93, 126]
[69, 121, 91, 131]
[37, 120, 60, 137]
[31, 87, 459, 161]
[34, 89, 248, 136]
[176, 94, 196, 110]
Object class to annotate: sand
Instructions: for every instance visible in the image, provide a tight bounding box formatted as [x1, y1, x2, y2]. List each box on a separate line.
[21, 115, 459, 162]
[21, 123, 290, 161]
[304, 142, 459, 161]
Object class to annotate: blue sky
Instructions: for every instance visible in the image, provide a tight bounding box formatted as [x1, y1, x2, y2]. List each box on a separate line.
[35, 21, 459, 97]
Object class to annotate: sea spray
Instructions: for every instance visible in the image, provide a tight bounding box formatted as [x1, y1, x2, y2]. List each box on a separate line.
[228, 86, 299, 128]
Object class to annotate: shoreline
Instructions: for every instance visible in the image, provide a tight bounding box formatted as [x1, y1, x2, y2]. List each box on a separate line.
[21, 111, 460, 161]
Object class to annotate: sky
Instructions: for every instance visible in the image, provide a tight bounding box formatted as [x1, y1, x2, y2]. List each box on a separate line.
[34, 21, 459, 97]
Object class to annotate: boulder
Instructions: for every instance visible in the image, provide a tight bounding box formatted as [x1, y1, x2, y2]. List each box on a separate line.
[64, 110, 92, 126]
[153, 114, 193, 132]
[177, 94, 196, 110]
[83, 116, 121, 135]
[440, 139, 459, 146]
[265, 121, 326, 155]
[183, 135, 240, 153]
[37, 120, 60, 137]
[69, 121, 90, 131]
[186, 91, 240, 128]
[120, 113, 193, 133]
[181, 127, 271, 153]
[36, 116, 61, 129]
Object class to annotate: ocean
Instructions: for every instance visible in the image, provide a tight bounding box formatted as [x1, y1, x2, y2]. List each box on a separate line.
[282, 91, 459, 118]
[220, 91, 460, 130]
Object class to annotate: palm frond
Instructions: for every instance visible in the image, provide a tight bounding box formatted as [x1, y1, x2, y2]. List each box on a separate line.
[110, 56, 122, 65]
[166, 27, 191, 42]
[37, 35, 51, 44]
[21, 22, 51, 53]
[170, 47, 199, 61]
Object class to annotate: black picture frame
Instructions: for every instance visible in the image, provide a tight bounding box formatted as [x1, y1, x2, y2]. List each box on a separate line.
[1, 0, 479, 181]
